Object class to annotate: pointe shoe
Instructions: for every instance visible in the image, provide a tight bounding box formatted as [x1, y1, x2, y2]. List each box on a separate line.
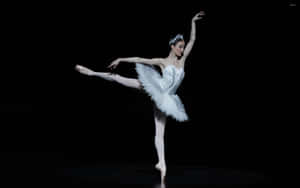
[160, 167, 166, 183]
[75, 65, 93, 76]
[155, 163, 166, 182]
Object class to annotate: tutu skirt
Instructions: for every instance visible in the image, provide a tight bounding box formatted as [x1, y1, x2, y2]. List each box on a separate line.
[135, 63, 189, 122]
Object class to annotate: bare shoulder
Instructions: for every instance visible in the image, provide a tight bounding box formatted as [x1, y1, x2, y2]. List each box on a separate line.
[160, 58, 170, 67]
[156, 58, 168, 71]
[151, 58, 165, 67]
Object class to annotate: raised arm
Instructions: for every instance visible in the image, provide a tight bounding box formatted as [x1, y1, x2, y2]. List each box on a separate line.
[107, 57, 163, 70]
[182, 11, 205, 61]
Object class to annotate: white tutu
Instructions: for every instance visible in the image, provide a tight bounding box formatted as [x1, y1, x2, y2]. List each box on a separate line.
[135, 63, 189, 122]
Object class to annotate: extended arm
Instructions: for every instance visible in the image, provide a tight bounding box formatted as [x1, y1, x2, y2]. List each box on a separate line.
[107, 57, 163, 70]
[182, 11, 205, 61]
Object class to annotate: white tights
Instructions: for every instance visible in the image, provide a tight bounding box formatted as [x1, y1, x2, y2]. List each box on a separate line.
[153, 105, 167, 180]
[93, 72, 142, 89]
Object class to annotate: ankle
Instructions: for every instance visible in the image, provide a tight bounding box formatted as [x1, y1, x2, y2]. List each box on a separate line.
[102, 72, 114, 81]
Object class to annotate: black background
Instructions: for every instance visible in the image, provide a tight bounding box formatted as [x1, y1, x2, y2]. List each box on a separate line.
[1, 0, 297, 185]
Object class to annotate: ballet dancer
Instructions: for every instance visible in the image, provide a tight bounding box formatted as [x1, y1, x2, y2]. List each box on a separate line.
[75, 11, 205, 182]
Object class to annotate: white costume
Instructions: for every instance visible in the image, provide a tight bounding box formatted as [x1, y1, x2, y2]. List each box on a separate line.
[135, 64, 189, 122]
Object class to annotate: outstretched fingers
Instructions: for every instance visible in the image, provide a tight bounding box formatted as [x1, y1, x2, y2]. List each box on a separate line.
[107, 59, 120, 70]
[193, 11, 205, 21]
[107, 63, 114, 70]
[198, 11, 205, 16]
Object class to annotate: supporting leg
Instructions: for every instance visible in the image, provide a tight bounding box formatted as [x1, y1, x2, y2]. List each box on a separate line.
[153, 105, 167, 182]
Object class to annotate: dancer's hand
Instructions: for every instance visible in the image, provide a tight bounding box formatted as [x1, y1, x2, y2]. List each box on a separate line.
[107, 59, 120, 70]
[192, 11, 205, 22]
[75, 65, 95, 76]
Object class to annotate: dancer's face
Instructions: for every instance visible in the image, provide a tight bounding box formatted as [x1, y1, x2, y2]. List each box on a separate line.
[171, 40, 185, 57]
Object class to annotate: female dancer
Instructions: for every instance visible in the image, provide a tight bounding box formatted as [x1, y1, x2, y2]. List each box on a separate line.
[75, 11, 204, 182]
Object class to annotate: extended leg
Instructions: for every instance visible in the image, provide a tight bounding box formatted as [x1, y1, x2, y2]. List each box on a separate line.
[76, 65, 142, 90]
[153, 105, 167, 182]
[109, 74, 142, 90]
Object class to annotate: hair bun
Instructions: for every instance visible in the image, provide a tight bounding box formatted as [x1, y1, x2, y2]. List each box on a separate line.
[169, 34, 184, 46]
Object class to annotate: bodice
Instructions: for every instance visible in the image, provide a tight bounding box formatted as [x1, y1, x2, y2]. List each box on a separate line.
[160, 64, 185, 94]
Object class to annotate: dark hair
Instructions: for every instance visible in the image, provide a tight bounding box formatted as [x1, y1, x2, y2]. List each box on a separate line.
[169, 34, 184, 46]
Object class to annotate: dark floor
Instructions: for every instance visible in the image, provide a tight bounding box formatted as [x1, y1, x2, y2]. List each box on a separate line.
[52, 162, 273, 188]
